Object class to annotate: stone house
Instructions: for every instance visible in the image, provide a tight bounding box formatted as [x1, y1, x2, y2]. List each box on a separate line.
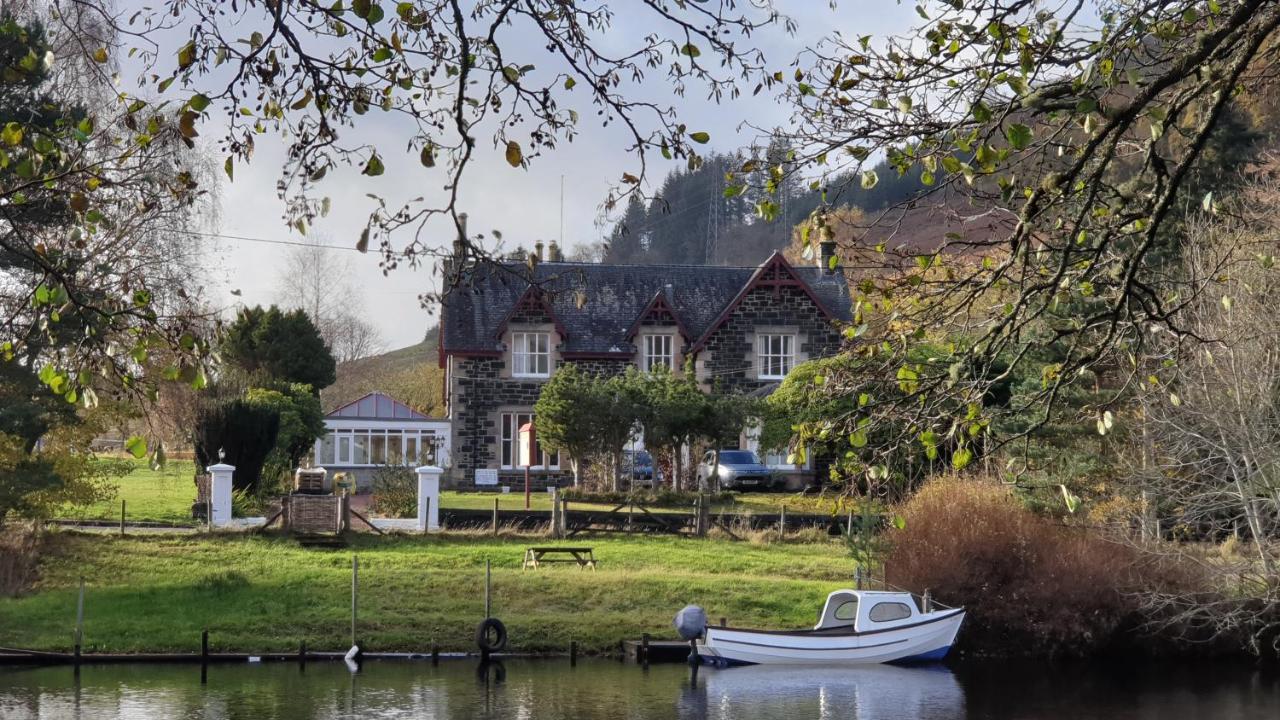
[438, 243, 853, 490]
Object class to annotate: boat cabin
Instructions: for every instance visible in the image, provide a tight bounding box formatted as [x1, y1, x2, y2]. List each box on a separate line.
[814, 590, 923, 632]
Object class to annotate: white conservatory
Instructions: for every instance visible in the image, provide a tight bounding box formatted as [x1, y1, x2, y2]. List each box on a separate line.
[312, 392, 451, 492]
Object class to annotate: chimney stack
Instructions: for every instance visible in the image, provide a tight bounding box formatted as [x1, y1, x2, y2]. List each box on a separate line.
[443, 212, 469, 278]
[548, 240, 563, 262]
[818, 226, 837, 274]
[535, 240, 545, 261]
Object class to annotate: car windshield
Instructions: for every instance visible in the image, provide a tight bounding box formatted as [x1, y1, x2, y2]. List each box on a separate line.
[719, 451, 758, 464]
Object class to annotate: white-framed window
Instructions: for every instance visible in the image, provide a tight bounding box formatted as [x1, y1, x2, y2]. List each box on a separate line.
[643, 334, 674, 372]
[316, 430, 438, 466]
[757, 334, 795, 380]
[500, 412, 560, 469]
[511, 331, 551, 377]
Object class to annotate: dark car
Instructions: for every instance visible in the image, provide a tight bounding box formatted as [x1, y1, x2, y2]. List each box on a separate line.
[697, 449, 779, 491]
[623, 449, 658, 489]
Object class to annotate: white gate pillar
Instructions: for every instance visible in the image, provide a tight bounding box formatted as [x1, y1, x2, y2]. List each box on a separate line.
[208, 463, 235, 527]
[416, 465, 443, 532]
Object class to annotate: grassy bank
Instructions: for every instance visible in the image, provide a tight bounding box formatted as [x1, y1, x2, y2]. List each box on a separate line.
[0, 531, 855, 655]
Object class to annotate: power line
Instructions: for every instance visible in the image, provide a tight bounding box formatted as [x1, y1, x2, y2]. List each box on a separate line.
[178, 228, 382, 254]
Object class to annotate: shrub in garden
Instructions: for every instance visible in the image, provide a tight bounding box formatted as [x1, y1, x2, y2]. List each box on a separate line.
[370, 464, 417, 518]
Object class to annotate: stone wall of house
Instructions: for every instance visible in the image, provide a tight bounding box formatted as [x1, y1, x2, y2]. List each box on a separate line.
[447, 356, 634, 490]
[699, 284, 844, 394]
[567, 358, 634, 378]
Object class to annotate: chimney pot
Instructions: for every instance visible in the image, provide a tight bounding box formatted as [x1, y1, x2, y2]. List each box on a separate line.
[535, 241, 545, 261]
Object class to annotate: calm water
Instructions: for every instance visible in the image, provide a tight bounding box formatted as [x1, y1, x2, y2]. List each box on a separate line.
[2, 658, 1279, 719]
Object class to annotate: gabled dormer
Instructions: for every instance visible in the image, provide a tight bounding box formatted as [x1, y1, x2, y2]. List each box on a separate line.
[626, 289, 691, 372]
[494, 286, 565, 379]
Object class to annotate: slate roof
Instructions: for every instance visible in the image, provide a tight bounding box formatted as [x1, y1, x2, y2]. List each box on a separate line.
[440, 254, 854, 355]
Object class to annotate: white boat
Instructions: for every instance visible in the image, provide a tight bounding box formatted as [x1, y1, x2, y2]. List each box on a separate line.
[695, 589, 964, 666]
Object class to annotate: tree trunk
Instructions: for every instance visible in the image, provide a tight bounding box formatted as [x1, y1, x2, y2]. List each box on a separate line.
[672, 445, 683, 493]
[708, 448, 722, 494]
[571, 457, 581, 488]
[1233, 466, 1272, 574]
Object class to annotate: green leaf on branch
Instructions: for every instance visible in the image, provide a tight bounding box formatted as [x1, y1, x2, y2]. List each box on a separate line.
[363, 153, 385, 176]
[1005, 123, 1033, 150]
[689, 131, 710, 144]
[177, 41, 196, 70]
[125, 435, 148, 459]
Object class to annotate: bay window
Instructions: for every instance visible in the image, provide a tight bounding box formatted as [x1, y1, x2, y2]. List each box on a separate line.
[500, 412, 560, 469]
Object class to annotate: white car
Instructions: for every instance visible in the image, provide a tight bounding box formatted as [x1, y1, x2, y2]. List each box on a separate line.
[697, 449, 780, 490]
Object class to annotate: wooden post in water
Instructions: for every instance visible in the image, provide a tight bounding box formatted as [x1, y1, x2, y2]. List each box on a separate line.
[570, 640, 578, 666]
[492, 497, 499, 536]
[299, 640, 306, 671]
[779, 505, 787, 538]
[641, 633, 650, 666]
[119, 500, 126, 535]
[201, 628, 209, 684]
[74, 576, 84, 664]
[431, 642, 439, 666]
[350, 556, 359, 649]
[719, 617, 726, 628]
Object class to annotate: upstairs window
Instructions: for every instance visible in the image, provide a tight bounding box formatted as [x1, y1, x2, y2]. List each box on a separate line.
[512, 331, 551, 377]
[644, 334, 674, 372]
[757, 334, 795, 380]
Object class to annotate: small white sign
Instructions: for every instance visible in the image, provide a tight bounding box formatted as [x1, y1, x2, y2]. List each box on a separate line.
[501, 486, 511, 494]
[475, 469, 499, 486]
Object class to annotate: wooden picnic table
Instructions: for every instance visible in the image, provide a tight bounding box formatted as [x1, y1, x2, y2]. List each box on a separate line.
[522, 546, 597, 570]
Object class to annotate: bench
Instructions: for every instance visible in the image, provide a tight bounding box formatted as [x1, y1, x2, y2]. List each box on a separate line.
[522, 546, 597, 570]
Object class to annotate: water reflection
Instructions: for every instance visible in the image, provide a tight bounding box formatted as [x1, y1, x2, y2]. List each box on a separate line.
[684, 664, 964, 720]
[1, 658, 1279, 719]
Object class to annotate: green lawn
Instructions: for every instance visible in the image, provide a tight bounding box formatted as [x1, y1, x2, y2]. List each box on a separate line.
[52, 458, 200, 526]
[0, 531, 856, 655]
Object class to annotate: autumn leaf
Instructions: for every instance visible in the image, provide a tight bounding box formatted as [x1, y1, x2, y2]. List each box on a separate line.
[505, 140, 523, 167]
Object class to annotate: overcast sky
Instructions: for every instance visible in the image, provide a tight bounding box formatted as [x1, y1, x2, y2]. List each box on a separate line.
[182, 2, 920, 351]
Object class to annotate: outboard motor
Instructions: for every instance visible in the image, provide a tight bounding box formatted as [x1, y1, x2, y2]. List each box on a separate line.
[674, 604, 708, 641]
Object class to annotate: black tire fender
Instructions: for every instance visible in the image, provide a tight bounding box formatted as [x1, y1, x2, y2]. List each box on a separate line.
[476, 617, 508, 653]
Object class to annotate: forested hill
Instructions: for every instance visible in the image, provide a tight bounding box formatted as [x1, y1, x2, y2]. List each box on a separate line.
[602, 140, 926, 267]
[321, 326, 445, 417]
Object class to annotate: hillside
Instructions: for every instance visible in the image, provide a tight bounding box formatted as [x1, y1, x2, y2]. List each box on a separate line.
[320, 326, 444, 416]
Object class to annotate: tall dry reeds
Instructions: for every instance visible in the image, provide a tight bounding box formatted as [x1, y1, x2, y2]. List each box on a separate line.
[886, 475, 1200, 657]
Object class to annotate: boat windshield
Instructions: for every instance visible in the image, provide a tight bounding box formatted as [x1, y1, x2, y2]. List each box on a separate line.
[815, 592, 859, 629]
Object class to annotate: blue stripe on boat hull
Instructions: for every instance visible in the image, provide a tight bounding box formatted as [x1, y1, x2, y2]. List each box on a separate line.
[888, 644, 952, 665]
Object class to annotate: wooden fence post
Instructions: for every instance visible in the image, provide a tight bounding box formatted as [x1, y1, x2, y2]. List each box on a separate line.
[350, 556, 359, 649]
[779, 504, 787, 537]
[119, 499, 126, 535]
[74, 577, 84, 664]
[492, 497, 499, 536]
